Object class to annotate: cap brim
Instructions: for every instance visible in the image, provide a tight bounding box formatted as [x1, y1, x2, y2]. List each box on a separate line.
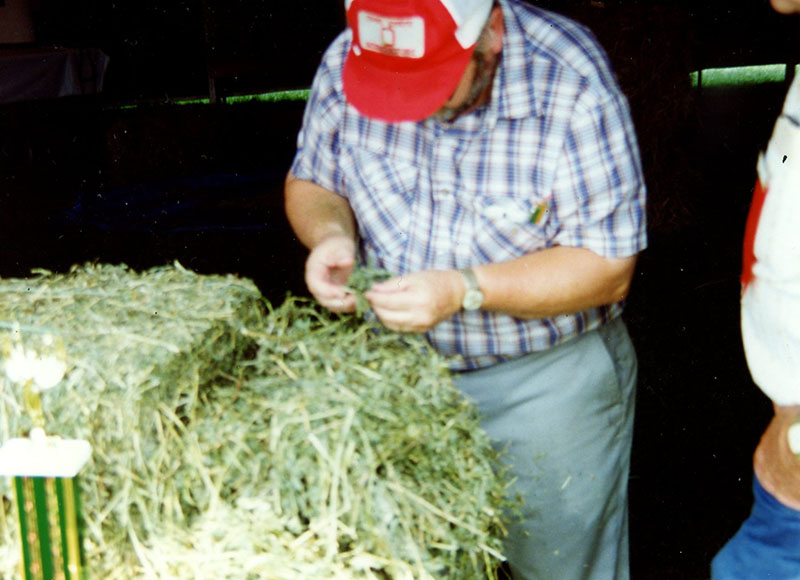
[343, 46, 475, 123]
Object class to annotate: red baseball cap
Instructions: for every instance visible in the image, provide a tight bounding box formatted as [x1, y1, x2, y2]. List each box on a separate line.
[343, 0, 494, 122]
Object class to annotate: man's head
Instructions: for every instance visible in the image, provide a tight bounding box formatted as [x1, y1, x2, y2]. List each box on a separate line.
[771, 0, 800, 14]
[342, 0, 499, 122]
[432, 12, 503, 122]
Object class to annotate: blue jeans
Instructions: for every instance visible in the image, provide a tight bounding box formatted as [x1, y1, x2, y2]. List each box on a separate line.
[712, 476, 800, 579]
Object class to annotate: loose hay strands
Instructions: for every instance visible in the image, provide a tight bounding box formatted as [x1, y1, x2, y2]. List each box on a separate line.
[343, 267, 393, 317]
[0, 262, 265, 578]
[0, 263, 512, 579]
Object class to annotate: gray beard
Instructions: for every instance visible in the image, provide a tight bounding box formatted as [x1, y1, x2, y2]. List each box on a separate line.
[432, 51, 497, 123]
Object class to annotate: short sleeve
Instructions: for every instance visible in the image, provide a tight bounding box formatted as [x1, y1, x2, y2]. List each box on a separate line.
[550, 87, 647, 258]
[289, 33, 350, 196]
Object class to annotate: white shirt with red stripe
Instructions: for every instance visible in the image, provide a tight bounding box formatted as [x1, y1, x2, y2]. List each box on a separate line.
[741, 75, 800, 405]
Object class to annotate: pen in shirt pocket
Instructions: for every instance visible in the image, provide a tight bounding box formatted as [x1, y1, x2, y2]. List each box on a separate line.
[529, 196, 552, 224]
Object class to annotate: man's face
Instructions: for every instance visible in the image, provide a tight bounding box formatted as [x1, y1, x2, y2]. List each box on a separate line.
[771, 0, 800, 14]
[432, 45, 499, 122]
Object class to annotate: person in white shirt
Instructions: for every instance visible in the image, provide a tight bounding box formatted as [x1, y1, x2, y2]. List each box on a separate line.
[711, 1, 800, 577]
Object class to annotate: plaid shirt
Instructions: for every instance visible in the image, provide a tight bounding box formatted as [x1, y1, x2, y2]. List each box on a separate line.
[291, 0, 647, 370]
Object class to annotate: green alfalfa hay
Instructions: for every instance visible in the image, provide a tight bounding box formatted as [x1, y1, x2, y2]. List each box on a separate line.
[0, 262, 266, 577]
[130, 299, 512, 579]
[0, 263, 514, 579]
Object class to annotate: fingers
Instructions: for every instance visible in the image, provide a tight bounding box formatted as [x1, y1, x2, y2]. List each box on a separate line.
[368, 276, 410, 294]
[304, 236, 357, 313]
[305, 261, 461, 329]
[307, 273, 356, 312]
[318, 292, 357, 313]
[366, 272, 451, 333]
[365, 277, 414, 315]
[364, 278, 414, 331]
[308, 275, 357, 312]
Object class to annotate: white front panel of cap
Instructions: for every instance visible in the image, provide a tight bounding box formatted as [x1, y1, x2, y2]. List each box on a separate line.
[440, 0, 492, 47]
[358, 11, 425, 58]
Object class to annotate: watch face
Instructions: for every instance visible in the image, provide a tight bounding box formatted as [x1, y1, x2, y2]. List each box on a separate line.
[463, 289, 483, 310]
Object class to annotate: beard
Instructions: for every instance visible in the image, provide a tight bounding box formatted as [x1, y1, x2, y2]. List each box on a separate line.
[432, 48, 499, 123]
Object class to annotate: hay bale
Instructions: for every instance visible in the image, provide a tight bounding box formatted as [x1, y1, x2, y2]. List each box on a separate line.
[0, 262, 265, 577]
[0, 264, 511, 579]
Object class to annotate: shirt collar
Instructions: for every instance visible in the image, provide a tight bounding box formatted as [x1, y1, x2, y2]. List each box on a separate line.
[488, 0, 542, 123]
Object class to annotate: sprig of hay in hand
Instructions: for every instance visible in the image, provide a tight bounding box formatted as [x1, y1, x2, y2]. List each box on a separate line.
[0, 263, 514, 579]
[344, 267, 393, 317]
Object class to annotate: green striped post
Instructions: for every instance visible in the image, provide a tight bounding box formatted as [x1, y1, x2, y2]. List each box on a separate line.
[1, 435, 91, 580]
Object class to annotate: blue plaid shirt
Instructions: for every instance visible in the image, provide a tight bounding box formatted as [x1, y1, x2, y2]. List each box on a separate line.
[291, 0, 647, 370]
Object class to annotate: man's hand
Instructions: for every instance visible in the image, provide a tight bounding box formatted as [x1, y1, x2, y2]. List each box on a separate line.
[754, 405, 800, 510]
[285, 174, 359, 313]
[365, 270, 465, 333]
[305, 235, 357, 313]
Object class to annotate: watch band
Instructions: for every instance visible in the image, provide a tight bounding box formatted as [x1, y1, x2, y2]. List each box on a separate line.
[461, 267, 478, 290]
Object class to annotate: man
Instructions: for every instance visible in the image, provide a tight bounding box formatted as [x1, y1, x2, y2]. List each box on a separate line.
[711, 1, 800, 578]
[284, 0, 646, 577]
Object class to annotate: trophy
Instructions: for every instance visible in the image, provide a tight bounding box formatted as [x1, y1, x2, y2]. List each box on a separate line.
[0, 334, 91, 580]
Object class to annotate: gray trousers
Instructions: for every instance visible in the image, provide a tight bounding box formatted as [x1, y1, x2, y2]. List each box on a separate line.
[455, 317, 636, 580]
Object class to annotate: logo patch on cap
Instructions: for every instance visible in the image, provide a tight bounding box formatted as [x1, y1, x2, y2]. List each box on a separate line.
[357, 11, 425, 59]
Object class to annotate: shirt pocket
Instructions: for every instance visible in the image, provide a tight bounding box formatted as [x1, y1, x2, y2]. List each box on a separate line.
[340, 145, 418, 258]
[471, 195, 554, 262]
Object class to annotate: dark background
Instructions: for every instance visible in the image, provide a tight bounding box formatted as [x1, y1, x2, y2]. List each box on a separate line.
[1, 1, 799, 578]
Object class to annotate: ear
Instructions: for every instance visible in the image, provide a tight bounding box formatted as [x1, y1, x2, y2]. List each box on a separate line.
[486, 5, 504, 55]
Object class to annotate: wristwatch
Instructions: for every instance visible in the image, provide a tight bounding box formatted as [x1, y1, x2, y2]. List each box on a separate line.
[460, 268, 484, 311]
[788, 420, 800, 456]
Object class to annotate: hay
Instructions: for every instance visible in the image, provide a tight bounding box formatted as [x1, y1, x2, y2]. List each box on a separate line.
[344, 267, 392, 316]
[0, 263, 512, 579]
[0, 262, 265, 578]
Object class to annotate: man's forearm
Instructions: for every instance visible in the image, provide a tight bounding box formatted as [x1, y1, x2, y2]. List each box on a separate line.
[472, 246, 638, 319]
[284, 173, 357, 249]
[366, 246, 637, 333]
[285, 173, 636, 322]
